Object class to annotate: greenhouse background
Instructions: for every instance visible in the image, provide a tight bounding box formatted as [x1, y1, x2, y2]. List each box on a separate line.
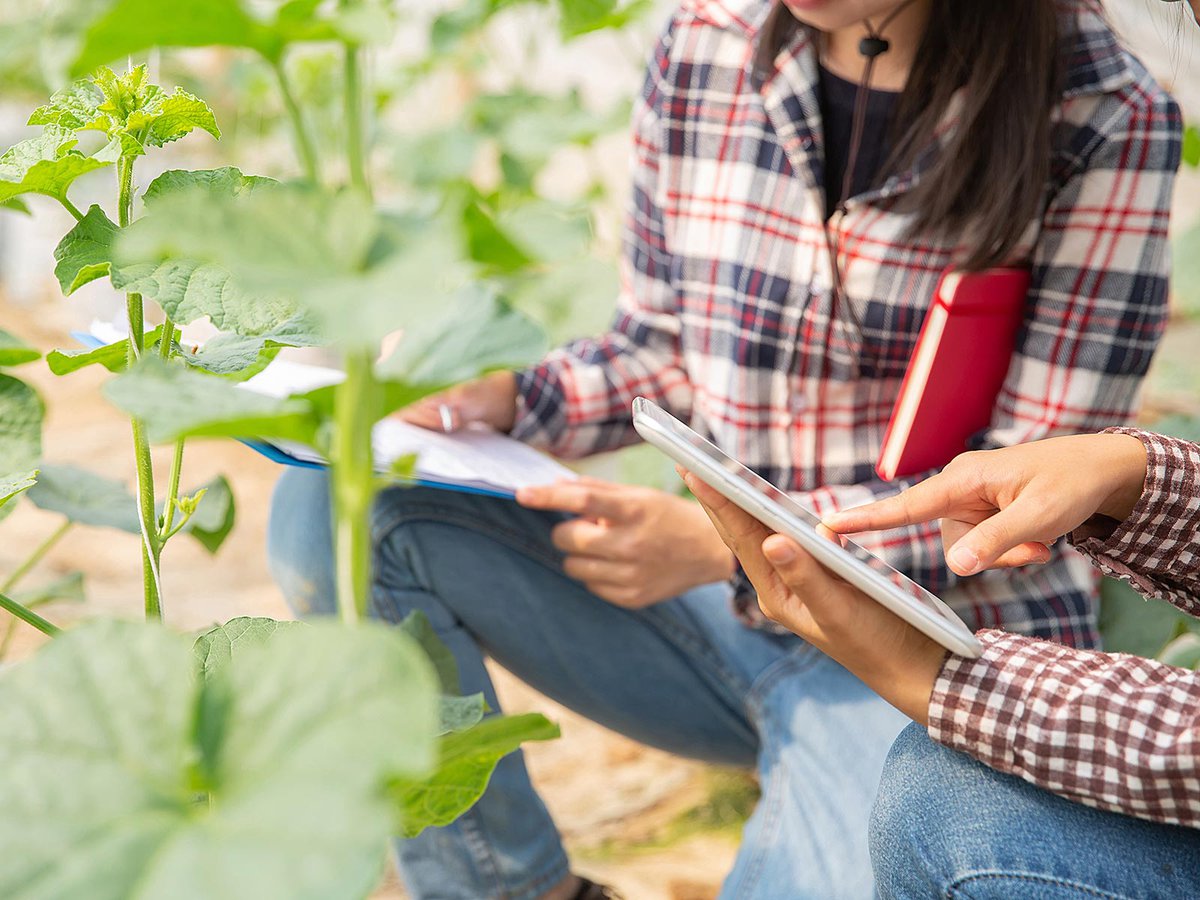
[0, 1, 1198, 897]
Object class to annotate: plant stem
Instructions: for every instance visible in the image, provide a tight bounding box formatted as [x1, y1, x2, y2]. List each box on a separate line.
[158, 438, 185, 540]
[327, 18, 380, 624]
[1, 521, 72, 594]
[331, 350, 379, 624]
[271, 56, 321, 184]
[343, 41, 369, 194]
[0, 591, 60, 638]
[58, 196, 84, 221]
[118, 154, 163, 620]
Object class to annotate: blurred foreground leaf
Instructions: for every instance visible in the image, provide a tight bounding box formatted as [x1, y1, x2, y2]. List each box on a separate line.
[377, 286, 546, 388]
[116, 184, 470, 350]
[192, 615, 304, 678]
[0, 330, 41, 367]
[103, 357, 319, 444]
[0, 618, 439, 900]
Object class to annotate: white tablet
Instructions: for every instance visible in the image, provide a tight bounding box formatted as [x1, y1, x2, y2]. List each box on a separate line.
[632, 397, 982, 659]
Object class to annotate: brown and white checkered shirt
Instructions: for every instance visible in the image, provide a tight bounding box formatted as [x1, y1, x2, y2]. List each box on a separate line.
[930, 428, 1200, 827]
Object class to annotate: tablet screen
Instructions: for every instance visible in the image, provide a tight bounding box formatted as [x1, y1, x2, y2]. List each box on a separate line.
[641, 402, 948, 617]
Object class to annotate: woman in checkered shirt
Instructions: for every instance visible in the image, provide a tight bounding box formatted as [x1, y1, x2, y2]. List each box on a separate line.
[688, 423, 1200, 895]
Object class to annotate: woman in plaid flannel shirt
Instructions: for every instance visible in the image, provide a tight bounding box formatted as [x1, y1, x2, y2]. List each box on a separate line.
[691, 3, 1200, 881]
[689, 425, 1200, 896]
[267, 0, 1183, 897]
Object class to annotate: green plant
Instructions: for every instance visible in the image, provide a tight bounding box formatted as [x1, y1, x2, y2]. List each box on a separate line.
[0, 0, 672, 892]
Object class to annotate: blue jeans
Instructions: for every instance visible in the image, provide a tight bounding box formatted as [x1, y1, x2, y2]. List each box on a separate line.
[267, 468, 910, 899]
[870, 724, 1200, 899]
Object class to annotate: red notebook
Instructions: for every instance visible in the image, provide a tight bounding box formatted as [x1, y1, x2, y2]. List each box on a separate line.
[876, 267, 1031, 481]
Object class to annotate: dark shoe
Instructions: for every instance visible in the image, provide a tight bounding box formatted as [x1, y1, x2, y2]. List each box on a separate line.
[572, 876, 624, 900]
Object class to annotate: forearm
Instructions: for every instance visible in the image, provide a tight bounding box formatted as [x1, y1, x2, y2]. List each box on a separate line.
[930, 629, 1200, 827]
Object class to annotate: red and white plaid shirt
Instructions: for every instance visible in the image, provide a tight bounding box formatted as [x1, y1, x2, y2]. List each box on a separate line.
[933, 429, 1200, 829]
[513, 0, 1181, 646]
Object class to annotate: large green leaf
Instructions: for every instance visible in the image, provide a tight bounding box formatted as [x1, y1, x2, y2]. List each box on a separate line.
[0, 375, 44, 473]
[28, 79, 108, 132]
[192, 616, 304, 679]
[179, 329, 302, 381]
[27, 463, 140, 532]
[103, 357, 320, 445]
[46, 326, 171, 376]
[376, 286, 546, 388]
[143, 166, 276, 205]
[72, 0, 276, 75]
[112, 260, 316, 336]
[0, 330, 40, 367]
[115, 184, 470, 350]
[53, 203, 118, 295]
[69, 0, 384, 74]
[389, 713, 559, 839]
[0, 126, 117, 207]
[0, 617, 439, 900]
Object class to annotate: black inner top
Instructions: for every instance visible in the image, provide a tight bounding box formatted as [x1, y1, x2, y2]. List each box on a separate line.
[817, 63, 900, 219]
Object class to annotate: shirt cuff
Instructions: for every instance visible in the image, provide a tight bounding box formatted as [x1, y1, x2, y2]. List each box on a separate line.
[927, 629, 1046, 763]
[510, 363, 566, 450]
[1069, 427, 1191, 595]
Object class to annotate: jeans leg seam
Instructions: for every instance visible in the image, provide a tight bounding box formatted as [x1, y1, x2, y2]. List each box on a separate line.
[725, 737, 785, 899]
[444, 798, 572, 900]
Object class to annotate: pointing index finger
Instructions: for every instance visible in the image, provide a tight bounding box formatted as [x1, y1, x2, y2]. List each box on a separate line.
[822, 474, 961, 534]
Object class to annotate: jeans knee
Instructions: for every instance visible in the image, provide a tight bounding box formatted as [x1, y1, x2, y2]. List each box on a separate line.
[869, 722, 960, 898]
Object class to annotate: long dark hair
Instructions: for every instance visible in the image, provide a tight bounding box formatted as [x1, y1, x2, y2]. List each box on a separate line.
[888, 0, 1061, 271]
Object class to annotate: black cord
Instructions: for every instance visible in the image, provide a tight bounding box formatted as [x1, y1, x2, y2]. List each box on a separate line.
[825, 0, 921, 336]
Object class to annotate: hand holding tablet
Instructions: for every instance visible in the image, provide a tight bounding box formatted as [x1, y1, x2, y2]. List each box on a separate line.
[632, 397, 982, 659]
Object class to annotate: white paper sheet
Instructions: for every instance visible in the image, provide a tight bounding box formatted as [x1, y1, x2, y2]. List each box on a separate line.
[241, 360, 576, 495]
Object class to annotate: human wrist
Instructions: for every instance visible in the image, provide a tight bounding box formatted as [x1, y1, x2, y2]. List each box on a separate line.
[486, 370, 519, 433]
[1096, 433, 1148, 522]
[861, 634, 946, 726]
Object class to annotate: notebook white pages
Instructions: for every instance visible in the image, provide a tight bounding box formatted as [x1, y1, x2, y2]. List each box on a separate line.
[240, 360, 576, 498]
